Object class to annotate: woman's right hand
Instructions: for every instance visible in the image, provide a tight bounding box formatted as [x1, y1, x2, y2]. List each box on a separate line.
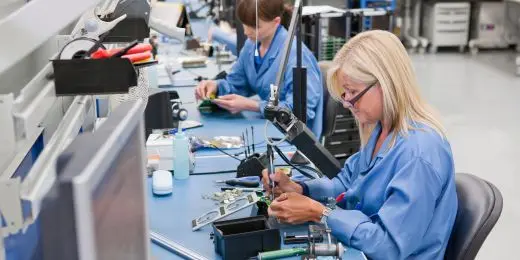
[262, 169, 303, 198]
[195, 80, 218, 100]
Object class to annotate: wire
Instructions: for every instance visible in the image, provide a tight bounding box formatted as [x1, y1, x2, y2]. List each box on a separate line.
[191, 169, 236, 175]
[209, 144, 241, 161]
[272, 145, 321, 179]
[264, 121, 289, 146]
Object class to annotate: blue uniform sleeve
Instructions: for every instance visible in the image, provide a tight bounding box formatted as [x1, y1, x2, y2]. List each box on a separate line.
[303, 152, 360, 201]
[217, 49, 253, 97]
[326, 157, 443, 260]
[211, 26, 237, 55]
[258, 51, 322, 124]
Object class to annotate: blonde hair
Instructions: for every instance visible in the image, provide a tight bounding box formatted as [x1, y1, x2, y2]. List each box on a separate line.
[327, 30, 446, 147]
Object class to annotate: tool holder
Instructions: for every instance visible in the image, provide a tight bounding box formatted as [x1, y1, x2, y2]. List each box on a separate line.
[52, 58, 138, 96]
[236, 153, 269, 178]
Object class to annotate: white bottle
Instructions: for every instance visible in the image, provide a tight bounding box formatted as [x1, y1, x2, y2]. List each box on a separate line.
[173, 128, 190, 180]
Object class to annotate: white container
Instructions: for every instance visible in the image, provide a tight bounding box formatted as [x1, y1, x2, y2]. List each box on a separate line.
[422, 2, 471, 53]
[146, 133, 195, 172]
[173, 130, 190, 180]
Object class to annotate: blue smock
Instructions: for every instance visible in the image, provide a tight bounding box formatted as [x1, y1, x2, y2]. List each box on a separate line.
[302, 121, 458, 259]
[211, 25, 238, 56]
[216, 26, 324, 138]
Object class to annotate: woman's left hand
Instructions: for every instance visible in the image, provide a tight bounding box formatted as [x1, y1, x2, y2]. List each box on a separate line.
[212, 94, 259, 114]
[268, 192, 326, 225]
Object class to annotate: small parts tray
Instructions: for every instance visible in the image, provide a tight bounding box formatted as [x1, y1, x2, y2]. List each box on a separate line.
[52, 58, 137, 96]
[212, 216, 281, 260]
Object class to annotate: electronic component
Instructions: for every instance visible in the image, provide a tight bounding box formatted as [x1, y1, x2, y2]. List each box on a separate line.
[178, 56, 208, 68]
[202, 189, 244, 204]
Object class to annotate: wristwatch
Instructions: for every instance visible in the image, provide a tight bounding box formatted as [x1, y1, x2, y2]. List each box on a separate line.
[320, 207, 332, 224]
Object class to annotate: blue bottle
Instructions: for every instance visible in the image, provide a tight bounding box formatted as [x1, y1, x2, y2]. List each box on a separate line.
[173, 128, 190, 180]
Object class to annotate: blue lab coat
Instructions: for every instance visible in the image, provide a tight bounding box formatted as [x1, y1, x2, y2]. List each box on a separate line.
[216, 26, 324, 138]
[211, 25, 238, 55]
[302, 122, 458, 259]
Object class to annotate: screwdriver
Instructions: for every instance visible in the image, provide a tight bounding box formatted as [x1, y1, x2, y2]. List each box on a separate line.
[215, 176, 260, 188]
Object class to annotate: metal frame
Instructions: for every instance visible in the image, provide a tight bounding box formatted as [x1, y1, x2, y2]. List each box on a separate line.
[20, 96, 95, 220]
[0, 65, 55, 180]
[0, 96, 95, 236]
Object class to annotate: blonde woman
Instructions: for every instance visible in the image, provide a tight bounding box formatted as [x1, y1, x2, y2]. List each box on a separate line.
[263, 30, 458, 259]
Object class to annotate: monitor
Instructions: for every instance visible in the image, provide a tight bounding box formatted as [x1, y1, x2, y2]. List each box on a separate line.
[40, 100, 150, 260]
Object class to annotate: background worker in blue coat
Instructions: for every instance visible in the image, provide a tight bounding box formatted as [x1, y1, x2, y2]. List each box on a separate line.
[262, 30, 458, 260]
[194, 0, 324, 138]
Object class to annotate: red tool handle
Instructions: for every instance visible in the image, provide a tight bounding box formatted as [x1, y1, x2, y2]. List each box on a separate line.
[108, 44, 152, 56]
[90, 44, 153, 59]
[122, 51, 152, 63]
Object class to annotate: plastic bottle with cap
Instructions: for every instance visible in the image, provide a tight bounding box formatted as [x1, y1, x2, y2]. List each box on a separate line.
[173, 128, 190, 180]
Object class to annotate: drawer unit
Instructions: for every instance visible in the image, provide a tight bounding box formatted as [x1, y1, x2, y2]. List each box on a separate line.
[422, 2, 471, 53]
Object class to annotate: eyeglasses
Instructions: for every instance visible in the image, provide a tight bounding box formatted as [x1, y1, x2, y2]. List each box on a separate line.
[340, 82, 377, 108]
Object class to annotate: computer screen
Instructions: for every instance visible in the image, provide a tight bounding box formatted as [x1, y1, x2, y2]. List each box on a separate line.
[40, 100, 149, 260]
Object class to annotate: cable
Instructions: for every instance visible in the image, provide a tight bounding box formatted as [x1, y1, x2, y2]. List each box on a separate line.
[209, 144, 241, 161]
[272, 145, 321, 179]
[264, 121, 289, 146]
[191, 169, 236, 175]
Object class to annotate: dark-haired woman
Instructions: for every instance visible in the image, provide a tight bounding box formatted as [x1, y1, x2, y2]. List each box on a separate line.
[195, 0, 323, 138]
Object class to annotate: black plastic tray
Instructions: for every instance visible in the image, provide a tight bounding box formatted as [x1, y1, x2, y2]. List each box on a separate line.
[52, 58, 137, 96]
[212, 216, 280, 260]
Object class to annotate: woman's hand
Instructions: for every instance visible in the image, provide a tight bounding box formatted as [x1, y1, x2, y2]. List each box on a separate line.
[195, 80, 218, 100]
[262, 169, 303, 198]
[268, 192, 326, 224]
[211, 94, 259, 114]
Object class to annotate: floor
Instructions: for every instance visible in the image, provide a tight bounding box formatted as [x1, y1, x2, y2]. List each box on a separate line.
[411, 50, 520, 259]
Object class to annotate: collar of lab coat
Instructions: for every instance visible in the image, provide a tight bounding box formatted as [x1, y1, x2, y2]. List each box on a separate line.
[248, 26, 288, 77]
[360, 121, 394, 172]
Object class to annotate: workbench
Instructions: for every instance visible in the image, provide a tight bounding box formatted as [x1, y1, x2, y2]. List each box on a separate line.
[147, 40, 366, 259]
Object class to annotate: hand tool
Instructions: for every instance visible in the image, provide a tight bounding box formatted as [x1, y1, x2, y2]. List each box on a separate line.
[215, 176, 260, 188]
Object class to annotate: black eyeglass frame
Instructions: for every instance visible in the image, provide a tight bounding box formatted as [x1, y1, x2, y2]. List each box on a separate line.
[340, 82, 377, 107]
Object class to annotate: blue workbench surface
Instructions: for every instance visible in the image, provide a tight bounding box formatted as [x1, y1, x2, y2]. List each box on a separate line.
[147, 172, 366, 260]
[148, 77, 366, 260]
[157, 75, 291, 160]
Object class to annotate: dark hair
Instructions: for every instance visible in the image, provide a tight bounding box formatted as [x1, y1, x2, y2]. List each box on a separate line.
[236, 0, 293, 29]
